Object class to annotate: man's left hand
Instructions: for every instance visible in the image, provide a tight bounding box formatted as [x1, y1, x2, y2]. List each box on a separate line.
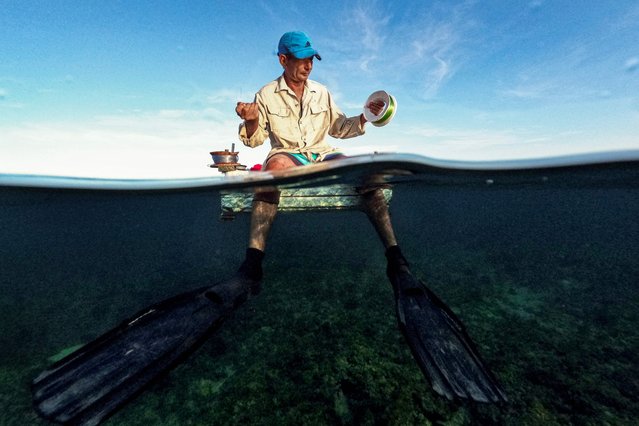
[361, 100, 386, 124]
[367, 100, 385, 116]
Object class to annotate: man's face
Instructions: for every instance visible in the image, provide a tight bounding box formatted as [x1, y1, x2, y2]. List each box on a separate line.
[280, 54, 313, 84]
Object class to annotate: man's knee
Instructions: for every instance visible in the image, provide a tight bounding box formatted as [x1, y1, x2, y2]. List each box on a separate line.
[254, 154, 295, 205]
[264, 154, 297, 171]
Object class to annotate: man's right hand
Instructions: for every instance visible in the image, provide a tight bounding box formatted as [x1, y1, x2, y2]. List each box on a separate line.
[236, 102, 259, 121]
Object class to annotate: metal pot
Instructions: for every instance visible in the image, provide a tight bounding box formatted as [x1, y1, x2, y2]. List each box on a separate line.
[210, 150, 239, 164]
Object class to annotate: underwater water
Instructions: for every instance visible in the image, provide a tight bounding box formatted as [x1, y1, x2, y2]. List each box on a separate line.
[1, 155, 638, 425]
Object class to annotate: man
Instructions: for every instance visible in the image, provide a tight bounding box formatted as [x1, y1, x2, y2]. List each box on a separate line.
[219, 31, 507, 403]
[229, 31, 405, 290]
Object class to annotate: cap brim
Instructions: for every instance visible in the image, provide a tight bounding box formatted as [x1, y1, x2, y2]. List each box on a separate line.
[290, 48, 322, 60]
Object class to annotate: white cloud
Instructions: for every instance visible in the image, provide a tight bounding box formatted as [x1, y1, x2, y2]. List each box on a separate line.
[424, 56, 452, 98]
[0, 108, 271, 178]
[352, 5, 388, 52]
[408, 22, 460, 63]
[625, 57, 639, 72]
[358, 57, 375, 72]
[333, 1, 470, 99]
[493, 7, 639, 105]
[501, 87, 545, 99]
[204, 88, 243, 104]
[0, 101, 24, 109]
[405, 125, 524, 148]
[399, 122, 639, 162]
[329, 2, 390, 75]
[158, 109, 189, 119]
[0, 88, 6, 99]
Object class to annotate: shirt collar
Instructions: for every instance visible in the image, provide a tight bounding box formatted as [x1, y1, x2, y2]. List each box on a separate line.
[276, 75, 317, 95]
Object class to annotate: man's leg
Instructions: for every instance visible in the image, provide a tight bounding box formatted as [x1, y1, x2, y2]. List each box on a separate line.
[248, 154, 297, 250]
[206, 154, 298, 307]
[237, 154, 298, 281]
[360, 188, 398, 249]
[322, 153, 398, 250]
[359, 186, 414, 274]
[326, 153, 404, 265]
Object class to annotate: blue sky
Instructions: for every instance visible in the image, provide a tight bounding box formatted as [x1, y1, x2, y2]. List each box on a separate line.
[1, 0, 638, 178]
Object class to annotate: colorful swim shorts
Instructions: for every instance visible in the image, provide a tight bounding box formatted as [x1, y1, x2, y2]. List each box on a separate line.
[284, 152, 345, 166]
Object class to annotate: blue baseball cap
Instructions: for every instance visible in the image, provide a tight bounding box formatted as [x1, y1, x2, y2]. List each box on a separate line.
[278, 31, 322, 60]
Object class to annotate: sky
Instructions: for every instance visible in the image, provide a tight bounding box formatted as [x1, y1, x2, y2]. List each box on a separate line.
[1, 0, 638, 178]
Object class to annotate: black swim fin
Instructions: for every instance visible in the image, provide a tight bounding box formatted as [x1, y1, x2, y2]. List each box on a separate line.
[388, 266, 507, 403]
[32, 274, 260, 426]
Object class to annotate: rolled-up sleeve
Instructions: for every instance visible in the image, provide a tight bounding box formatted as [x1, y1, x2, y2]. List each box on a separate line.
[327, 92, 365, 139]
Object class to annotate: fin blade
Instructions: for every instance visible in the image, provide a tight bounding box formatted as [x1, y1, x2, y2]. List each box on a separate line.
[392, 271, 507, 403]
[32, 286, 226, 425]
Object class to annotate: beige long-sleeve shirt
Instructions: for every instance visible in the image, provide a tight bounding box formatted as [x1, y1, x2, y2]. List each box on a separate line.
[239, 75, 365, 161]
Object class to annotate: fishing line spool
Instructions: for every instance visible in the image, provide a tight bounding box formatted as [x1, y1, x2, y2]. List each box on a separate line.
[363, 90, 397, 127]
